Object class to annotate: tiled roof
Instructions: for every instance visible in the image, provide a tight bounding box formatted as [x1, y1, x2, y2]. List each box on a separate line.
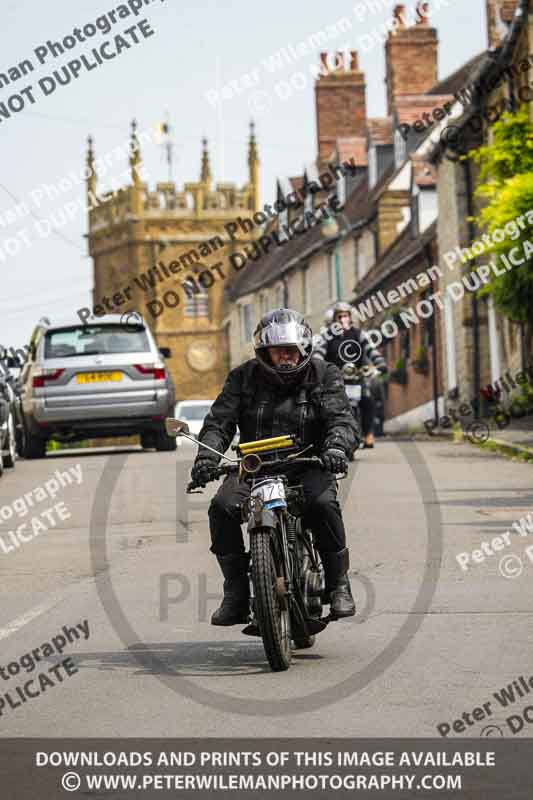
[229, 172, 376, 301]
[355, 219, 438, 299]
[367, 117, 393, 145]
[427, 51, 487, 95]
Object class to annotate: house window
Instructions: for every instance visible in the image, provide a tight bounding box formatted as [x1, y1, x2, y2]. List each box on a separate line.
[184, 289, 209, 317]
[241, 304, 253, 343]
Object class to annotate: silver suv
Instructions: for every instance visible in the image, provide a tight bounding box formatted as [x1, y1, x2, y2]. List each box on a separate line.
[21, 314, 176, 458]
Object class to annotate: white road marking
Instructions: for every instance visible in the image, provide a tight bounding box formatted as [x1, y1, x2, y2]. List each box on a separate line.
[0, 595, 65, 643]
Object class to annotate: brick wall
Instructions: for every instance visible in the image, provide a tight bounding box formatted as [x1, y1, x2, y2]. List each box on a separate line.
[385, 7, 438, 114]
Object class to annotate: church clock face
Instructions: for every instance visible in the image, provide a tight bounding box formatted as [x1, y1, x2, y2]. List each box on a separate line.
[187, 341, 216, 372]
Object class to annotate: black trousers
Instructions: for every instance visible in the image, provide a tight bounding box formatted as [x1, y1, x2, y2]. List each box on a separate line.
[359, 394, 375, 436]
[208, 466, 347, 556]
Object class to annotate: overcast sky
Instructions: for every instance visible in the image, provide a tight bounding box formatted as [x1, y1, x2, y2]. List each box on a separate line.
[0, 0, 486, 347]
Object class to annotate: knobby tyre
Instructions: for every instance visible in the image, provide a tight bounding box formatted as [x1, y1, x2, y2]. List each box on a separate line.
[251, 528, 291, 672]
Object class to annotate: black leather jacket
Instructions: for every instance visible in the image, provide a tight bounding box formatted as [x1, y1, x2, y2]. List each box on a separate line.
[198, 357, 359, 458]
[314, 325, 387, 373]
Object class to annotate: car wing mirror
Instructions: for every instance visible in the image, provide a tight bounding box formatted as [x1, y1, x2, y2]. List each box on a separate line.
[165, 417, 190, 437]
[159, 347, 171, 358]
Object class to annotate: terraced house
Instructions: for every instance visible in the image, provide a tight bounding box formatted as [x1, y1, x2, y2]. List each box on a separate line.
[228, 0, 533, 432]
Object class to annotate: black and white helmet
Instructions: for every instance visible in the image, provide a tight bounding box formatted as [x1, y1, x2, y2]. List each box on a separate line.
[325, 301, 354, 326]
[253, 308, 313, 386]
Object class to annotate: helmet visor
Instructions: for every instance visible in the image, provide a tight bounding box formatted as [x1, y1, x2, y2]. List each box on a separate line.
[254, 320, 310, 350]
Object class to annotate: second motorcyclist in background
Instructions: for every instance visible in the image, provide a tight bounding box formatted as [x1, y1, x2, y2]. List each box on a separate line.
[314, 301, 387, 449]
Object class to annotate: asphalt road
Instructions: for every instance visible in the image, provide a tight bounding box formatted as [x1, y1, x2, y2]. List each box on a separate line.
[0, 438, 532, 738]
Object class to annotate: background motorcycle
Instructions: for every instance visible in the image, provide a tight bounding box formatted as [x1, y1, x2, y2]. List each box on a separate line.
[341, 363, 380, 452]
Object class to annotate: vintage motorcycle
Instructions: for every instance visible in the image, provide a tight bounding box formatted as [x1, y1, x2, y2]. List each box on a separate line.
[165, 418, 347, 672]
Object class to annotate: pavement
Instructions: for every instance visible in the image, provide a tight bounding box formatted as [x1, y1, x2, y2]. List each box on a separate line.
[488, 417, 533, 455]
[0, 438, 532, 738]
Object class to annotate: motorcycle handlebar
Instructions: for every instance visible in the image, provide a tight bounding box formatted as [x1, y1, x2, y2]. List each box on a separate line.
[186, 455, 326, 493]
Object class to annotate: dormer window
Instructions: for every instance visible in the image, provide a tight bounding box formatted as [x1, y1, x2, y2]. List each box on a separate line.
[394, 129, 407, 167]
[336, 172, 346, 207]
[411, 187, 420, 237]
[368, 145, 378, 189]
[278, 207, 289, 240]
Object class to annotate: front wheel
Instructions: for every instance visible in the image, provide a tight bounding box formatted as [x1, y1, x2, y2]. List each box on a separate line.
[251, 529, 291, 672]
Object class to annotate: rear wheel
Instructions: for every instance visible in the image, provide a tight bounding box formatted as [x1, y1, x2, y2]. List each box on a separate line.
[251, 529, 291, 672]
[24, 434, 47, 459]
[292, 536, 323, 650]
[154, 423, 176, 452]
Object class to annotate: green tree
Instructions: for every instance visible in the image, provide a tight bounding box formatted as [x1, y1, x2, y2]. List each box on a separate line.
[471, 105, 533, 352]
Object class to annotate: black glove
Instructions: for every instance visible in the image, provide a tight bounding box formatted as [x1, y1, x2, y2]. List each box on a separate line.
[322, 448, 348, 474]
[191, 454, 220, 486]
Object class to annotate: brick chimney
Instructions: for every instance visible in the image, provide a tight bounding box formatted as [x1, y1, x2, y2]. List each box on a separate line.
[315, 50, 366, 165]
[385, 2, 438, 116]
[486, 0, 519, 49]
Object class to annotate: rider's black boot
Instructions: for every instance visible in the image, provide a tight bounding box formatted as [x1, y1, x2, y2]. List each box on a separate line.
[321, 548, 356, 619]
[211, 553, 250, 626]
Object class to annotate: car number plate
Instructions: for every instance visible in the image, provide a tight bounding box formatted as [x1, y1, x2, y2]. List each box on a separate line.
[76, 372, 123, 384]
[345, 384, 362, 401]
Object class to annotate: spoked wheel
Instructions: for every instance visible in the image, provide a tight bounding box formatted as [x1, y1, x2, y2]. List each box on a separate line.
[251, 529, 291, 672]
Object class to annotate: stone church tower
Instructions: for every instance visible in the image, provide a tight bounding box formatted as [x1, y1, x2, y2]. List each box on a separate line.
[86, 121, 260, 399]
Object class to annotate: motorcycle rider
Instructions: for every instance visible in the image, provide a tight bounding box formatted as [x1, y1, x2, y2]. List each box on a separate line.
[314, 301, 387, 449]
[190, 308, 360, 627]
